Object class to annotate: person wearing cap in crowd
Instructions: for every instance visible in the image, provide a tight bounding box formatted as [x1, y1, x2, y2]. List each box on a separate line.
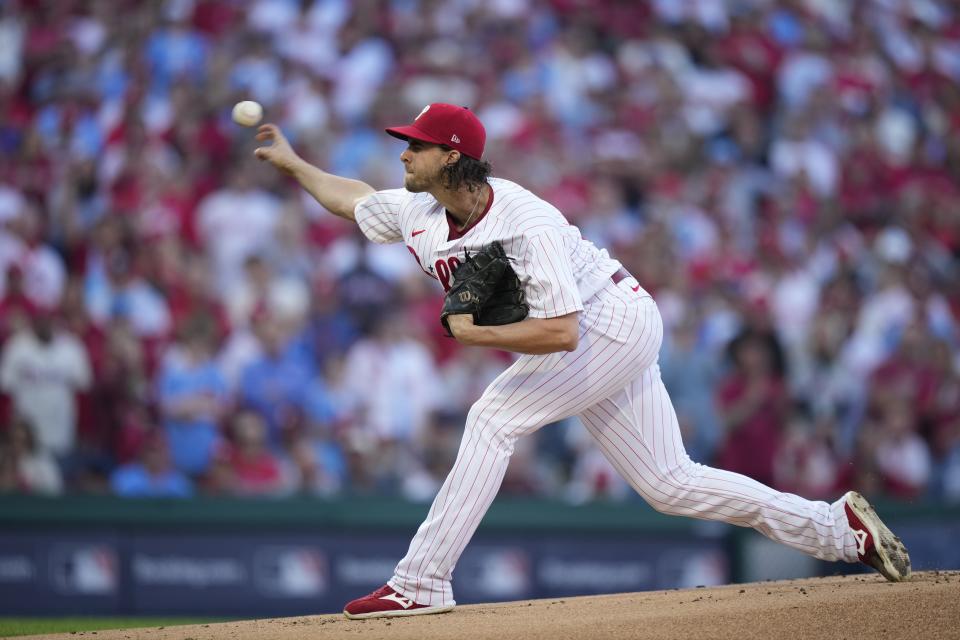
[253, 103, 911, 619]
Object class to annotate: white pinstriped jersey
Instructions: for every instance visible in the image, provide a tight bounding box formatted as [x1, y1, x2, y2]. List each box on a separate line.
[354, 178, 640, 318]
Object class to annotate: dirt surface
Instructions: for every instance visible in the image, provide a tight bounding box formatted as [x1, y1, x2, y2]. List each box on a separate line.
[22, 571, 960, 640]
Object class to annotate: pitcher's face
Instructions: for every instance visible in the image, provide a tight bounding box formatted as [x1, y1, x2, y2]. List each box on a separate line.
[400, 140, 454, 193]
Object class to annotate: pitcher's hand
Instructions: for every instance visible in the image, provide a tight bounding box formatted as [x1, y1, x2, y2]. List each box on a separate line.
[254, 124, 302, 176]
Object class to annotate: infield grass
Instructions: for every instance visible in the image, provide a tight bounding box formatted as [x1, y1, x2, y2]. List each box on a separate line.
[0, 617, 226, 638]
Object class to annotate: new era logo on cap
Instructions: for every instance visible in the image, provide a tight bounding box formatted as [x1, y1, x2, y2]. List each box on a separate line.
[385, 103, 486, 160]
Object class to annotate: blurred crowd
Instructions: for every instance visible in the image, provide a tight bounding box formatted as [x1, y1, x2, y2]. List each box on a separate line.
[0, 0, 959, 505]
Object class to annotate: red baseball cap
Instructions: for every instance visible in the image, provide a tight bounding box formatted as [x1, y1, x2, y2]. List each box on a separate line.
[385, 103, 486, 160]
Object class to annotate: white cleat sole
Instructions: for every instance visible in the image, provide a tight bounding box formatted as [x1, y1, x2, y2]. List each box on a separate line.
[343, 604, 454, 620]
[846, 491, 912, 582]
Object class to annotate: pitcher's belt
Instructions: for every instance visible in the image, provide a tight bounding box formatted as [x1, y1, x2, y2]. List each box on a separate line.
[611, 268, 632, 284]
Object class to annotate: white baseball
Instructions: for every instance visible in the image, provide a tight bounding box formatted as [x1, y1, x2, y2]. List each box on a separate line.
[232, 100, 263, 127]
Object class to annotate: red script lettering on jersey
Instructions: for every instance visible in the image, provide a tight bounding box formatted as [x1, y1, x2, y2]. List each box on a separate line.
[412, 229, 426, 236]
[435, 256, 462, 291]
[406, 245, 462, 291]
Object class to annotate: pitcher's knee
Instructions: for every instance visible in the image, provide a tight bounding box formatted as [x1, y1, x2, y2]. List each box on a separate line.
[642, 459, 702, 515]
[647, 490, 693, 516]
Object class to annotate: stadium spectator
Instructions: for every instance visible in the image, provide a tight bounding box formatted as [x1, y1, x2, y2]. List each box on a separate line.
[773, 411, 844, 500]
[341, 313, 440, 444]
[660, 311, 722, 464]
[156, 312, 228, 475]
[0, 264, 36, 341]
[0, 416, 63, 495]
[110, 428, 193, 498]
[715, 325, 789, 486]
[236, 308, 313, 444]
[0, 200, 66, 309]
[0, 307, 91, 458]
[197, 163, 283, 292]
[84, 247, 172, 339]
[224, 252, 309, 330]
[283, 426, 347, 497]
[858, 397, 933, 500]
[221, 409, 289, 496]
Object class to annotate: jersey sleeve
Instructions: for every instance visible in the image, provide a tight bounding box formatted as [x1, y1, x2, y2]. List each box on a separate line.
[354, 189, 408, 244]
[518, 228, 585, 319]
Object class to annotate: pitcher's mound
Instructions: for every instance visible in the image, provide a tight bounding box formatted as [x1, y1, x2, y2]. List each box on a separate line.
[23, 571, 960, 640]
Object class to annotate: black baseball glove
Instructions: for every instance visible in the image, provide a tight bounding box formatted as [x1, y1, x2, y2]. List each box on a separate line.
[440, 241, 529, 336]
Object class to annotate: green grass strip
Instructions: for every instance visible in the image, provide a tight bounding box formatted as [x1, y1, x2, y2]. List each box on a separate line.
[0, 618, 227, 638]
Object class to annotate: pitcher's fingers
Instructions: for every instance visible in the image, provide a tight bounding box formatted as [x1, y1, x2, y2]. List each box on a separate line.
[256, 123, 279, 139]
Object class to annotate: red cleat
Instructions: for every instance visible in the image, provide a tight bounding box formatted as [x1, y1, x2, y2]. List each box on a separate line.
[844, 491, 911, 582]
[343, 584, 454, 620]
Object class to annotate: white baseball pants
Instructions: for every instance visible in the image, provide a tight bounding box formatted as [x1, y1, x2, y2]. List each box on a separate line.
[389, 279, 859, 606]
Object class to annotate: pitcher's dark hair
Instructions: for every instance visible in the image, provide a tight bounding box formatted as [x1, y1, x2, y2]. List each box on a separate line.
[439, 145, 492, 192]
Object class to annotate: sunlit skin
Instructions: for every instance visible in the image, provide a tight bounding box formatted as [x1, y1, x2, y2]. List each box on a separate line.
[399, 139, 446, 193]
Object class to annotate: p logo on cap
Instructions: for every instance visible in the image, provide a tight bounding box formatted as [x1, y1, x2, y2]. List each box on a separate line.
[386, 103, 486, 160]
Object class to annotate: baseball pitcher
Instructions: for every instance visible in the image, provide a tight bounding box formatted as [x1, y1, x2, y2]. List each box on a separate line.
[254, 103, 911, 619]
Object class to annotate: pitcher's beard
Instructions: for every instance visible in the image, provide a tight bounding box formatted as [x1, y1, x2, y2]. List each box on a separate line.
[403, 174, 425, 192]
[403, 169, 440, 193]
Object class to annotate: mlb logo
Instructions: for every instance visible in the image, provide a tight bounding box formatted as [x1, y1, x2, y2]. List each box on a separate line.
[50, 545, 118, 595]
[254, 547, 328, 597]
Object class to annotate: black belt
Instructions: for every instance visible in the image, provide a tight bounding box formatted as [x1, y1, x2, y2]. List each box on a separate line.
[611, 268, 632, 284]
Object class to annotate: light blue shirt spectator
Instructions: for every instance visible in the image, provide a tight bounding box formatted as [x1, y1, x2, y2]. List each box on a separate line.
[158, 347, 229, 475]
[144, 24, 209, 93]
[84, 251, 172, 338]
[111, 464, 193, 498]
[660, 320, 723, 465]
[111, 428, 194, 497]
[239, 341, 314, 444]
